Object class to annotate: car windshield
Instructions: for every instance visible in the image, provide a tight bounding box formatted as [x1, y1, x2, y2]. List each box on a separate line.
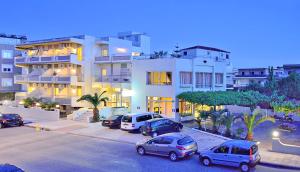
[122, 115, 132, 122]
[109, 115, 121, 120]
[177, 136, 194, 145]
[2, 114, 18, 118]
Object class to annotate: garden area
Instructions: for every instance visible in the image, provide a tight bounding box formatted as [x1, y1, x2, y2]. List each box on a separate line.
[20, 97, 59, 111]
[177, 70, 300, 143]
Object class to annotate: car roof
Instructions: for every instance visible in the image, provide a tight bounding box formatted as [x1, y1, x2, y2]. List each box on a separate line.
[146, 118, 165, 123]
[222, 140, 256, 149]
[158, 133, 187, 139]
[124, 112, 154, 117]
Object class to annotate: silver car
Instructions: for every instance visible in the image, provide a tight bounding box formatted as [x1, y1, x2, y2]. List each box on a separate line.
[136, 133, 198, 161]
[199, 140, 261, 172]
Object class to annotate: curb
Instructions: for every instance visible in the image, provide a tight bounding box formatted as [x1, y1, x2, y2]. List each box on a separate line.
[259, 161, 300, 170]
[24, 124, 51, 131]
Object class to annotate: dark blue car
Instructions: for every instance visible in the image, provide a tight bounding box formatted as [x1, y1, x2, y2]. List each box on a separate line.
[0, 164, 24, 172]
[0, 114, 24, 129]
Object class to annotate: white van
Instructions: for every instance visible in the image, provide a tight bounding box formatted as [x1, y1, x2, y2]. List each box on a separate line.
[121, 112, 163, 131]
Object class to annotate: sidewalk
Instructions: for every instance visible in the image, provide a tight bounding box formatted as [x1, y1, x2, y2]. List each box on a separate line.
[25, 120, 88, 132]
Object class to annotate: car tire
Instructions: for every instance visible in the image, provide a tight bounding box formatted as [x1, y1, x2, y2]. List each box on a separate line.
[240, 163, 250, 172]
[169, 152, 178, 161]
[137, 146, 145, 155]
[0, 123, 2, 129]
[19, 122, 24, 126]
[152, 132, 158, 137]
[202, 157, 211, 166]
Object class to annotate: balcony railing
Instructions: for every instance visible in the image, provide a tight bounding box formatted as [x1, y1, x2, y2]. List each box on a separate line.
[15, 54, 78, 64]
[96, 75, 131, 83]
[14, 75, 79, 84]
[95, 55, 132, 63]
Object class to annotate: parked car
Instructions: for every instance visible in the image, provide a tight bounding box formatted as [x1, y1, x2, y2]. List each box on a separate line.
[199, 140, 261, 172]
[278, 123, 296, 131]
[136, 133, 198, 161]
[102, 115, 124, 128]
[0, 114, 24, 129]
[141, 118, 183, 137]
[0, 164, 24, 172]
[121, 112, 163, 131]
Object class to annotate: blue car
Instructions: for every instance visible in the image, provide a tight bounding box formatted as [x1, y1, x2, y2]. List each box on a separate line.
[0, 164, 24, 172]
[199, 140, 261, 172]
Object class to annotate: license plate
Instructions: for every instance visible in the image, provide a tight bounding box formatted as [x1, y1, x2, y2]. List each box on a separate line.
[105, 121, 109, 124]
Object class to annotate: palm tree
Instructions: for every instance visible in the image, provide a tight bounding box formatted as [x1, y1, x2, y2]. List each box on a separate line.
[242, 108, 275, 141]
[220, 112, 238, 137]
[77, 91, 109, 122]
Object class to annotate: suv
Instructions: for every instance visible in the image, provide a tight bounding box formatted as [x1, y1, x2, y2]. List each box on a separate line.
[199, 140, 261, 172]
[0, 114, 24, 129]
[136, 133, 198, 161]
[121, 113, 162, 131]
[141, 118, 183, 137]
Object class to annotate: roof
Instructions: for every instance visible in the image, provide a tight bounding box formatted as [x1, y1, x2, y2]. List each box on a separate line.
[283, 64, 300, 69]
[222, 140, 256, 149]
[181, 45, 230, 53]
[124, 112, 154, 117]
[0, 33, 27, 40]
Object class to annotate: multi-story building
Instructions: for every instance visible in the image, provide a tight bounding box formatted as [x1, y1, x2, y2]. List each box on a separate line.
[14, 32, 150, 115]
[283, 64, 300, 76]
[131, 45, 230, 119]
[233, 68, 269, 89]
[0, 34, 26, 94]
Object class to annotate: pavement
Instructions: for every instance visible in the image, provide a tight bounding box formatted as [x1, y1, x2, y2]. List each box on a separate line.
[23, 119, 300, 170]
[0, 126, 298, 172]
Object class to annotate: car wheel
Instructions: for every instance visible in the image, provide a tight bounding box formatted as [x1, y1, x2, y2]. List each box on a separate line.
[202, 157, 211, 166]
[137, 146, 145, 155]
[169, 152, 178, 161]
[240, 163, 250, 172]
[19, 122, 24, 126]
[152, 132, 158, 137]
[0, 123, 2, 129]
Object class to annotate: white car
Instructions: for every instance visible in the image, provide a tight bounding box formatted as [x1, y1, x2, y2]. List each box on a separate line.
[121, 112, 162, 131]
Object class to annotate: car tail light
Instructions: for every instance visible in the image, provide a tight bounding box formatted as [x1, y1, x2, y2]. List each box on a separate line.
[176, 146, 186, 150]
[132, 124, 135, 127]
[249, 148, 253, 161]
[2, 119, 7, 123]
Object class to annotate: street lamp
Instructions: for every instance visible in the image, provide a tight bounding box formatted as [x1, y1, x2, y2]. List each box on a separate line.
[272, 131, 279, 138]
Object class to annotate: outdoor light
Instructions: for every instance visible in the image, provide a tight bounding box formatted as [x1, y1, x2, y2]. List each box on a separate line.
[116, 48, 127, 53]
[72, 89, 76, 94]
[71, 69, 76, 74]
[36, 103, 41, 106]
[19, 101, 24, 105]
[55, 105, 60, 108]
[272, 131, 279, 138]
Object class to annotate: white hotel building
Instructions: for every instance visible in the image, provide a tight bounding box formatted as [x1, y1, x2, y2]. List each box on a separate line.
[14, 32, 230, 118]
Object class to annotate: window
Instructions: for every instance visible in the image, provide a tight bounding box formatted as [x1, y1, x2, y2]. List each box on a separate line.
[1, 78, 13, 87]
[215, 73, 223, 85]
[147, 72, 172, 85]
[231, 146, 250, 155]
[196, 72, 212, 88]
[180, 72, 192, 85]
[251, 72, 255, 75]
[136, 115, 152, 122]
[214, 146, 229, 154]
[177, 136, 194, 145]
[161, 137, 174, 144]
[1, 64, 13, 73]
[121, 63, 127, 68]
[101, 68, 107, 76]
[101, 49, 108, 56]
[183, 51, 187, 56]
[1, 50, 13, 59]
[242, 72, 245, 76]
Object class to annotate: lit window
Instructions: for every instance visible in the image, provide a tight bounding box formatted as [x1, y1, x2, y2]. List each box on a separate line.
[101, 49, 108, 56]
[1, 50, 13, 59]
[1, 78, 13, 87]
[102, 69, 107, 76]
[147, 72, 172, 85]
[116, 48, 127, 53]
[131, 52, 140, 56]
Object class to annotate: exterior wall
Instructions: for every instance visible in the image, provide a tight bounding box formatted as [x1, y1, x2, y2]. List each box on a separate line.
[0, 37, 24, 93]
[234, 68, 268, 88]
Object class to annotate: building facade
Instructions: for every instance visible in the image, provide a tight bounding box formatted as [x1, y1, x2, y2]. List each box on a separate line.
[15, 33, 230, 118]
[131, 46, 230, 119]
[233, 68, 269, 89]
[0, 34, 26, 94]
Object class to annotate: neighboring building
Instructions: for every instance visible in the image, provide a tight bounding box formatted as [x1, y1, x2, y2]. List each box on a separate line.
[0, 34, 26, 94]
[233, 68, 269, 89]
[131, 45, 230, 119]
[14, 32, 150, 116]
[283, 64, 300, 76]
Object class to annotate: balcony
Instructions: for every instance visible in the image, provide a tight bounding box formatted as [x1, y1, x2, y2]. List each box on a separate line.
[95, 75, 131, 83]
[95, 55, 132, 63]
[15, 54, 80, 65]
[14, 75, 81, 84]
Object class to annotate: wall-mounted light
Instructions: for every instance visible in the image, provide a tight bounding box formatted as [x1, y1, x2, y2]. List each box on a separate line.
[72, 89, 76, 94]
[71, 69, 76, 74]
[55, 104, 60, 108]
[36, 103, 41, 107]
[116, 48, 127, 53]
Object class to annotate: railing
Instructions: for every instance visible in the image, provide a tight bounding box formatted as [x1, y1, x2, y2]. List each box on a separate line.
[94, 55, 132, 63]
[15, 54, 75, 64]
[235, 74, 268, 78]
[14, 75, 77, 84]
[96, 75, 131, 83]
[195, 84, 212, 89]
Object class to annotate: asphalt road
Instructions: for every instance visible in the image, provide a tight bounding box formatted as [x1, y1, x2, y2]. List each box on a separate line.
[0, 127, 297, 172]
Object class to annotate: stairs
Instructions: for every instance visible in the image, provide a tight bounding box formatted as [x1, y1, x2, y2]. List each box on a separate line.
[69, 108, 93, 123]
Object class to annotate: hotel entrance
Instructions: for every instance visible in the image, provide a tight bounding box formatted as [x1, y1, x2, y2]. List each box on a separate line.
[147, 97, 173, 117]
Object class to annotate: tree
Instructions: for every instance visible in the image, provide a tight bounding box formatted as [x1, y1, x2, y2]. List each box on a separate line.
[196, 110, 210, 130]
[151, 51, 168, 59]
[220, 111, 238, 137]
[242, 108, 275, 141]
[277, 72, 300, 99]
[170, 44, 181, 58]
[77, 91, 109, 122]
[264, 66, 277, 95]
[271, 101, 300, 116]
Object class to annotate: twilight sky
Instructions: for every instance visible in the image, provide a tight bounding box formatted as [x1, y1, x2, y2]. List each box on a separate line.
[1, 0, 299, 68]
